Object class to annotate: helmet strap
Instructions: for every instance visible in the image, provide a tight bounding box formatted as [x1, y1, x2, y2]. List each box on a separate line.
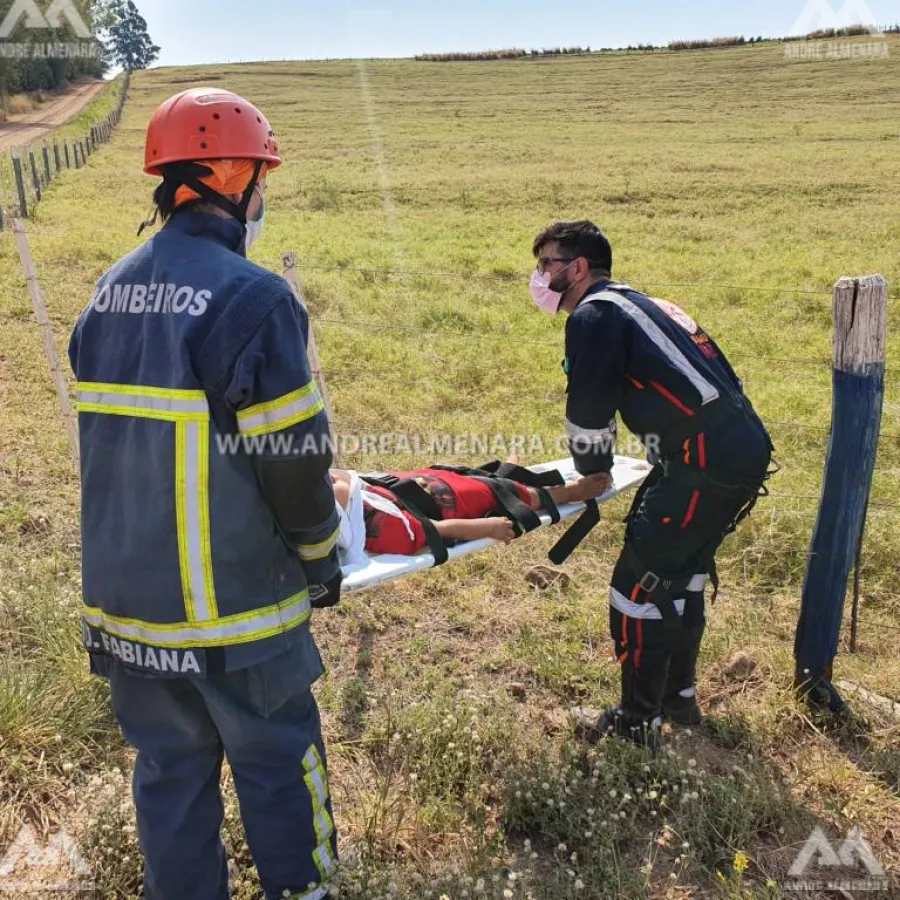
[163, 160, 265, 226]
[136, 205, 159, 237]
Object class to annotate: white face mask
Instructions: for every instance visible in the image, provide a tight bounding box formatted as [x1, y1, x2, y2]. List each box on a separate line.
[244, 185, 266, 251]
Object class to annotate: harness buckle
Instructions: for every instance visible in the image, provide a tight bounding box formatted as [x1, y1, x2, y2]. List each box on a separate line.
[639, 571, 661, 593]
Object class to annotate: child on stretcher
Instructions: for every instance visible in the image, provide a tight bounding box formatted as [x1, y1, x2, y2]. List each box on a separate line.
[331, 464, 610, 564]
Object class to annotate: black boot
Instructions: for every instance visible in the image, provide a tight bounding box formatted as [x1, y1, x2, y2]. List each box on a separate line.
[662, 693, 702, 725]
[795, 663, 846, 714]
[572, 706, 662, 753]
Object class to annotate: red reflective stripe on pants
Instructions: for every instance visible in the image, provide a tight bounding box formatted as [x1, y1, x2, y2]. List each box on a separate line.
[681, 490, 701, 529]
[697, 432, 707, 470]
[634, 619, 644, 670]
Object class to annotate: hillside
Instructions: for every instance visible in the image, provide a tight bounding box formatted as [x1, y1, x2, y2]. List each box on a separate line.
[0, 38, 899, 898]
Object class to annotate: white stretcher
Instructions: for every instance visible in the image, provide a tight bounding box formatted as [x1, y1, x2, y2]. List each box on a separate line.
[341, 455, 653, 595]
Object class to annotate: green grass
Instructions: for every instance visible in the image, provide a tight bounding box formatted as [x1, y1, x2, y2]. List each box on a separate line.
[1, 39, 899, 898]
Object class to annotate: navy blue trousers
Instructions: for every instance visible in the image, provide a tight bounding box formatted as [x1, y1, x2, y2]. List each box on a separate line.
[609, 420, 770, 723]
[107, 651, 337, 900]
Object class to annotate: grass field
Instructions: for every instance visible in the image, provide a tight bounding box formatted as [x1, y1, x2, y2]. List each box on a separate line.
[1, 37, 899, 899]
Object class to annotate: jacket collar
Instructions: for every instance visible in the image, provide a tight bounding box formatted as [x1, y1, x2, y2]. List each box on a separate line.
[162, 209, 247, 256]
[575, 278, 614, 310]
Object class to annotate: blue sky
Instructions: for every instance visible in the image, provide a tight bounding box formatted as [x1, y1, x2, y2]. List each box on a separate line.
[135, 0, 900, 67]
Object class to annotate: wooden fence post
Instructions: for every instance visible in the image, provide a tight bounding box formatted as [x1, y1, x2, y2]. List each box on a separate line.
[28, 150, 41, 201]
[64, 141, 71, 169]
[28, 150, 41, 200]
[12, 150, 28, 218]
[53, 139, 61, 172]
[282, 251, 340, 464]
[794, 275, 888, 712]
[11, 219, 80, 465]
[42, 143, 51, 184]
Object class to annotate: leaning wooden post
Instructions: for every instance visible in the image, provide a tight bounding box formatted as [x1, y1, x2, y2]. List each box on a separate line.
[282, 251, 340, 465]
[11, 219, 80, 465]
[794, 275, 887, 711]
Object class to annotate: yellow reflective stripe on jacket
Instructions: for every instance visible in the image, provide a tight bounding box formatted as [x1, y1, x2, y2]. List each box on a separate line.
[176, 419, 219, 621]
[297, 525, 340, 563]
[76, 382, 208, 420]
[303, 745, 336, 881]
[77, 381, 218, 626]
[82, 589, 312, 649]
[237, 382, 324, 437]
[77, 382, 207, 401]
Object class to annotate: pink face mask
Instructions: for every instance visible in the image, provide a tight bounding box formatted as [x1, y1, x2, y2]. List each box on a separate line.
[530, 263, 573, 315]
[530, 270, 562, 314]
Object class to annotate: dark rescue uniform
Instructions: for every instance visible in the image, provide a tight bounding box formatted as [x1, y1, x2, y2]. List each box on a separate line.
[565, 280, 772, 725]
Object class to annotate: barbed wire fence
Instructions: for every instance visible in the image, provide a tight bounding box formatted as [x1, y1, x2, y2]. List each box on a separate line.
[6, 216, 894, 656]
[268, 255, 894, 652]
[0, 72, 130, 230]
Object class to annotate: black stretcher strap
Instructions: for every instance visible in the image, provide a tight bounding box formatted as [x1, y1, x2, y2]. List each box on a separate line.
[429, 462, 564, 532]
[548, 499, 601, 565]
[361, 462, 572, 566]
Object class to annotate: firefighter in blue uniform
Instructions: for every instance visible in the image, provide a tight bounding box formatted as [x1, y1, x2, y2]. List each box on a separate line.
[530, 220, 773, 750]
[69, 89, 340, 899]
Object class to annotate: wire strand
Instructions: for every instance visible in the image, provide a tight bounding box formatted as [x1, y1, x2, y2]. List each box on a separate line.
[290, 261, 836, 297]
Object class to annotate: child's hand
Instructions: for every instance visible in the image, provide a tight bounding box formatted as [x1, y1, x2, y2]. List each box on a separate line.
[485, 517, 517, 543]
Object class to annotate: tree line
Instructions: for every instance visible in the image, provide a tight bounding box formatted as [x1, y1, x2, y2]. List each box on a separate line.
[0, 0, 157, 111]
[415, 24, 900, 62]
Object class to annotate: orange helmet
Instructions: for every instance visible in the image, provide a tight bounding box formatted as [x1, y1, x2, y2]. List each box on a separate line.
[144, 87, 281, 176]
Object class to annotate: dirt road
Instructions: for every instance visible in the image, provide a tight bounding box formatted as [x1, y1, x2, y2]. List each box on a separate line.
[0, 80, 107, 151]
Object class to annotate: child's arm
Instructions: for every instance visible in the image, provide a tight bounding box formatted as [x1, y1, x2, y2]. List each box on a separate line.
[434, 517, 516, 544]
[330, 469, 351, 510]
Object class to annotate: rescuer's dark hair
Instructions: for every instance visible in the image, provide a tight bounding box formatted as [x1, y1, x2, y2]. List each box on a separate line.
[532, 220, 613, 274]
